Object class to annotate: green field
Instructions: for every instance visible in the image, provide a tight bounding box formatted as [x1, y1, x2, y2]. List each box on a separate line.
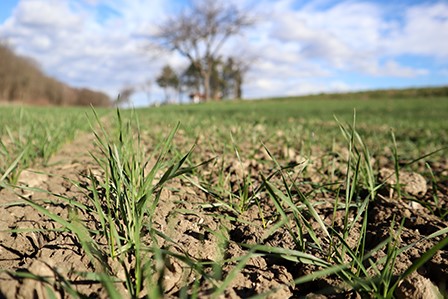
[0, 96, 447, 298]
[0, 107, 108, 184]
[3, 97, 446, 185]
[134, 96, 448, 152]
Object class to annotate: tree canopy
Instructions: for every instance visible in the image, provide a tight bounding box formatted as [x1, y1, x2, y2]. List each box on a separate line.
[156, 65, 180, 103]
[152, 0, 253, 101]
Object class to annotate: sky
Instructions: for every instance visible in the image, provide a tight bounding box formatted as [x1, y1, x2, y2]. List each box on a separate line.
[0, 0, 447, 106]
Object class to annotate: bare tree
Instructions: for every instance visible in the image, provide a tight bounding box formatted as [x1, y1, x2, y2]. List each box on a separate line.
[139, 79, 152, 106]
[115, 86, 135, 106]
[152, 0, 253, 101]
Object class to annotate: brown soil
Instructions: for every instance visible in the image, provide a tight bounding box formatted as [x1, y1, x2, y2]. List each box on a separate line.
[0, 130, 447, 298]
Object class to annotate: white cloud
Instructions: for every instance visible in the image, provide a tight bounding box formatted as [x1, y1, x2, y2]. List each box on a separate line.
[267, 0, 381, 69]
[383, 2, 448, 58]
[291, 1, 442, 64]
[244, 76, 358, 99]
[15, 0, 83, 30]
[238, 0, 440, 97]
[0, 0, 445, 105]
[365, 60, 428, 78]
[0, 0, 177, 101]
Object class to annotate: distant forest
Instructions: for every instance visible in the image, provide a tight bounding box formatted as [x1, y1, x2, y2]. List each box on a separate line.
[0, 44, 110, 106]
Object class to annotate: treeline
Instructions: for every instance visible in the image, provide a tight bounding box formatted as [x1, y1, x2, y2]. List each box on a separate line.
[349, 86, 448, 99]
[293, 86, 448, 101]
[155, 56, 245, 104]
[0, 44, 110, 106]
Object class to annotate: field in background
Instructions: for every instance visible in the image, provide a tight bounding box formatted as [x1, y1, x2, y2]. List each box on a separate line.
[0, 95, 447, 298]
[0, 107, 109, 185]
[135, 96, 447, 157]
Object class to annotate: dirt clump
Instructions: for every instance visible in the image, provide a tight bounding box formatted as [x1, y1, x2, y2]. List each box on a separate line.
[379, 168, 427, 198]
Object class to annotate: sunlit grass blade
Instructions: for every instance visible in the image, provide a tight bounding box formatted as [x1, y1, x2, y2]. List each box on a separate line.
[387, 235, 448, 298]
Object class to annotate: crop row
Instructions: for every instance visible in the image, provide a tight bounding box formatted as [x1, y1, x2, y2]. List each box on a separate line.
[0, 107, 107, 185]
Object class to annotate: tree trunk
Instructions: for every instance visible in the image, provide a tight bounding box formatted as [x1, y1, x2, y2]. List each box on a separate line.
[163, 87, 169, 104]
[235, 76, 242, 99]
[203, 70, 211, 101]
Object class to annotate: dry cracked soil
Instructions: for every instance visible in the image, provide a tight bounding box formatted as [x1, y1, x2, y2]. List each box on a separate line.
[0, 127, 447, 299]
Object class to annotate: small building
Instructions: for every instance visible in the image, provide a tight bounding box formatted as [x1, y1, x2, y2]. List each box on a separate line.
[189, 92, 205, 103]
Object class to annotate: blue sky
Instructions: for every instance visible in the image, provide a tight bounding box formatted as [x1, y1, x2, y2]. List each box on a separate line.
[0, 0, 447, 106]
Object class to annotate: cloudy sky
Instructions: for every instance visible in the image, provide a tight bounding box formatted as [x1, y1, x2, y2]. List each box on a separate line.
[0, 0, 447, 106]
